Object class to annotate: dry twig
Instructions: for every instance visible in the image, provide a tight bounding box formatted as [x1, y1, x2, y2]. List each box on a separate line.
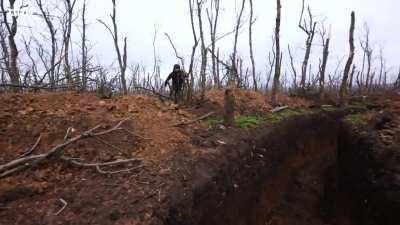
[54, 198, 68, 216]
[0, 119, 142, 179]
[174, 111, 215, 127]
[18, 134, 42, 158]
[271, 106, 289, 113]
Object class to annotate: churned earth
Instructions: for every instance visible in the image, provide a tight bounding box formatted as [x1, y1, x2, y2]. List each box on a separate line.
[0, 90, 399, 225]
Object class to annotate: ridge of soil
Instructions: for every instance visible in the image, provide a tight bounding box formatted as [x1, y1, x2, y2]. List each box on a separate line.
[0, 90, 310, 225]
[0, 90, 399, 225]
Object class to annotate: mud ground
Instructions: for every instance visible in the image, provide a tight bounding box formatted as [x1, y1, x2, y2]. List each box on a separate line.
[0, 90, 399, 225]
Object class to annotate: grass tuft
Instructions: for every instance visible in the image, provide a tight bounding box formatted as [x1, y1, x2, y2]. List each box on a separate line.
[206, 108, 309, 129]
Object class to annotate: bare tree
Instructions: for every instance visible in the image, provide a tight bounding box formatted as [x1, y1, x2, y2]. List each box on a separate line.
[206, 0, 220, 88]
[187, 0, 200, 101]
[196, 0, 207, 99]
[378, 46, 384, 88]
[36, 0, 58, 87]
[339, 11, 355, 105]
[62, 0, 77, 88]
[318, 24, 330, 98]
[0, 0, 22, 89]
[348, 65, 356, 91]
[270, 0, 281, 106]
[98, 0, 128, 94]
[22, 36, 39, 84]
[287, 45, 297, 89]
[266, 49, 275, 91]
[0, 18, 9, 84]
[360, 23, 372, 92]
[248, 0, 257, 91]
[80, 0, 89, 90]
[395, 67, 400, 89]
[298, 0, 317, 92]
[231, 0, 246, 87]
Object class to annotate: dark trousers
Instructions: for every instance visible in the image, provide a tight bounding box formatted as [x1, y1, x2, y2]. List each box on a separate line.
[171, 81, 184, 103]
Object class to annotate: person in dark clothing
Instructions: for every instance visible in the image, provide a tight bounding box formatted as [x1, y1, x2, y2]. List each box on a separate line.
[164, 64, 186, 103]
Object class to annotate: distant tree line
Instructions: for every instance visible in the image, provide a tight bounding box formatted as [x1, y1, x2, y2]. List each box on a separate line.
[0, 0, 398, 106]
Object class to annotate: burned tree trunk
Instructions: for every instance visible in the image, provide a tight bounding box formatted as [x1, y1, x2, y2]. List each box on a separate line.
[395, 68, 400, 89]
[206, 0, 220, 88]
[63, 0, 76, 89]
[378, 48, 384, 88]
[81, 0, 88, 91]
[0, 18, 9, 84]
[98, 0, 128, 94]
[319, 26, 330, 99]
[361, 23, 372, 92]
[248, 0, 257, 91]
[339, 11, 355, 106]
[0, 0, 20, 90]
[232, 0, 246, 87]
[299, 0, 317, 92]
[271, 0, 281, 106]
[348, 65, 356, 91]
[223, 88, 235, 126]
[187, 0, 199, 102]
[287, 45, 297, 89]
[36, 0, 57, 87]
[196, 0, 207, 100]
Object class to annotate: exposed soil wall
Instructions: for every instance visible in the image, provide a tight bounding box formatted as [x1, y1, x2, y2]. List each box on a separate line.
[338, 124, 400, 225]
[166, 112, 399, 225]
[166, 113, 341, 225]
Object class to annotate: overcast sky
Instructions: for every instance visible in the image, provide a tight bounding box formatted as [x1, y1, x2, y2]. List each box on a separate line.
[19, 0, 400, 80]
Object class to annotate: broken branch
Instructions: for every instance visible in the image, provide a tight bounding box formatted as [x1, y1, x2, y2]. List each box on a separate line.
[174, 111, 215, 127]
[54, 198, 68, 216]
[271, 106, 289, 113]
[18, 134, 42, 158]
[0, 119, 142, 179]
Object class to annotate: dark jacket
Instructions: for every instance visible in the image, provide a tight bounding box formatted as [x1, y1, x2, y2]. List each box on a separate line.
[165, 70, 185, 90]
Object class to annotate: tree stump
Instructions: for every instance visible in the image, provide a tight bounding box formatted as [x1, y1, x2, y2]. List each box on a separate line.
[223, 88, 235, 126]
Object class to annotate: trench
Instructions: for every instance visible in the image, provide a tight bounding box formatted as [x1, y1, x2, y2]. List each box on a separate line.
[166, 113, 400, 225]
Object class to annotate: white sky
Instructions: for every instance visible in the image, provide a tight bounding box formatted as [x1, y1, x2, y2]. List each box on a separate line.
[18, 0, 400, 80]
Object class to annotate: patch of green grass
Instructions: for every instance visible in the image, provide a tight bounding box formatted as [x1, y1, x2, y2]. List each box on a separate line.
[234, 116, 264, 129]
[207, 118, 223, 128]
[207, 116, 264, 129]
[320, 105, 337, 112]
[344, 114, 368, 125]
[265, 108, 304, 124]
[347, 102, 368, 113]
[206, 108, 309, 129]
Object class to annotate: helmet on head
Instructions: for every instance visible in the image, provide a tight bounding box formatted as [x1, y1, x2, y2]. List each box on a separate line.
[173, 64, 181, 71]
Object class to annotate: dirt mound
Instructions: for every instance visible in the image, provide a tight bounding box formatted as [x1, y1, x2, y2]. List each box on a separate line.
[0, 90, 284, 225]
[201, 90, 311, 117]
[0, 92, 202, 225]
[0, 92, 199, 161]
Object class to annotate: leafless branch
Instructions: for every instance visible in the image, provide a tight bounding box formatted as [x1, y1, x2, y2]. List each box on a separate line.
[164, 32, 185, 67]
[174, 111, 215, 127]
[18, 135, 42, 159]
[0, 119, 141, 179]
